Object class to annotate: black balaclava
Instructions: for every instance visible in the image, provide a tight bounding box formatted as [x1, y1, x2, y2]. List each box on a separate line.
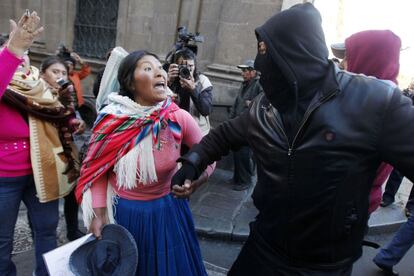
[255, 48, 298, 140]
[254, 46, 293, 113]
[254, 3, 330, 138]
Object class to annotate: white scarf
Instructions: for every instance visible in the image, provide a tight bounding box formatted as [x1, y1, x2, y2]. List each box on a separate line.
[101, 93, 164, 189]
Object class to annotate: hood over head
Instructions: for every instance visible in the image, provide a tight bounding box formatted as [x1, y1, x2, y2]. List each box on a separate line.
[254, 3, 330, 113]
[345, 30, 401, 84]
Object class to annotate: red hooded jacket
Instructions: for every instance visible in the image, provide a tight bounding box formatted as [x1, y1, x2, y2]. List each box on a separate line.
[345, 30, 401, 214]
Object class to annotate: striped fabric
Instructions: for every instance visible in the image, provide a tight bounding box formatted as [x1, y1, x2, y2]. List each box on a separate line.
[75, 98, 181, 202]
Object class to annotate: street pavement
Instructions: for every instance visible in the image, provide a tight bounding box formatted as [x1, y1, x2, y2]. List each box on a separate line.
[11, 168, 413, 275]
[189, 168, 257, 242]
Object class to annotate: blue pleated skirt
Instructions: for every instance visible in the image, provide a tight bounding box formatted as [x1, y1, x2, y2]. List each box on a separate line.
[114, 194, 207, 276]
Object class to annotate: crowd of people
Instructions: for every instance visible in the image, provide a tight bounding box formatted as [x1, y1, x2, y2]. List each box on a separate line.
[1, 3, 414, 276]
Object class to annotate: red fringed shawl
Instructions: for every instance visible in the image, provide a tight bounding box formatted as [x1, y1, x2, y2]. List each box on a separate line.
[75, 98, 181, 202]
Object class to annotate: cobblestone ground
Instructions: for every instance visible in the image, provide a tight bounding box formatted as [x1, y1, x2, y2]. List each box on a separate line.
[12, 205, 71, 256]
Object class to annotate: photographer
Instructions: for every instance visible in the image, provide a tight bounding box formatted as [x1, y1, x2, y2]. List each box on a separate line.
[167, 48, 213, 136]
[39, 56, 86, 242]
[57, 45, 91, 109]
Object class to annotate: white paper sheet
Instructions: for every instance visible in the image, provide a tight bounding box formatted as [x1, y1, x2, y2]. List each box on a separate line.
[43, 233, 94, 276]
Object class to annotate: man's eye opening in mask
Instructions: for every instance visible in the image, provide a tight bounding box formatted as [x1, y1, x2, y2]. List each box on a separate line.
[254, 41, 273, 82]
[253, 38, 293, 112]
[258, 41, 267, 55]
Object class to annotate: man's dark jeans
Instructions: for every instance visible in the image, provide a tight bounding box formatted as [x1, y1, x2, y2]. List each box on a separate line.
[383, 169, 414, 210]
[0, 175, 58, 276]
[64, 189, 80, 235]
[229, 232, 353, 276]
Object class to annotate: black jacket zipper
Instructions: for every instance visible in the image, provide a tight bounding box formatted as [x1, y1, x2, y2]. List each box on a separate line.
[272, 89, 338, 259]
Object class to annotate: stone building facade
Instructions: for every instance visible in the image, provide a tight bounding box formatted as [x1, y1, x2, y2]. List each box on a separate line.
[0, 0, 310, 125]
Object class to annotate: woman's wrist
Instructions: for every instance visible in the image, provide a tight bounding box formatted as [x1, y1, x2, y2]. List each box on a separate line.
[93, 207, 107, 219]
[192, 171, 209, 190]
[6, 44, 25, 58]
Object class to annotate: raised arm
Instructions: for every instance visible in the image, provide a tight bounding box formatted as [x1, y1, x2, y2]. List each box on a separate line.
[379, 88, 414, 182]
[71, 52, 91, 80]
[0, 10, 43, 96]
[0, 48, 21, 97]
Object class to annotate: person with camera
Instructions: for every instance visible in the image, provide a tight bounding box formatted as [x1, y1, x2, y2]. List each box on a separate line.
[0, 11, 82, 276]
[167, 47, 213, 136]
[57, 46, 91, 109]
[38, 56, 87, 243]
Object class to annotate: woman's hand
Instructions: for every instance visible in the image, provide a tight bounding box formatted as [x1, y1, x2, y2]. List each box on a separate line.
[7, 10, 44, 57]
[70, 52, 84, 65]
[70, 118, 86, 135]
[88, 208, 109, 239]
[172, 171, 208, 199]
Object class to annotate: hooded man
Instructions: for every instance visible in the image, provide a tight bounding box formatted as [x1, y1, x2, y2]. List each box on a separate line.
[171, 3, 414, 275]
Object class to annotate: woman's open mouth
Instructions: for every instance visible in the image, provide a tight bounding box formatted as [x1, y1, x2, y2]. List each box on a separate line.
[154, 81, 165, 89]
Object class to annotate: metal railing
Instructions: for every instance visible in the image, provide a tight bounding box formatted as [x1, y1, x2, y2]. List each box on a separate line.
[73, 0, 119, 59]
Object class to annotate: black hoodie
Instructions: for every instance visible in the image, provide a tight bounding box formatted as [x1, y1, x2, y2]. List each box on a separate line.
[254, 3, 330, 140]
[179, 2, 414, 272]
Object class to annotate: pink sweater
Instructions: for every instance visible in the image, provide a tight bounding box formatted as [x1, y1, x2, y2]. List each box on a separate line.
[91, 109, 215, 207]
[0, 48, 32, 177]
[369, 163, 393, 214]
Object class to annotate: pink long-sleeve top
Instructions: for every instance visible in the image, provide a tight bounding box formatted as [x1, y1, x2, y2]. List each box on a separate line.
[0, 47, 32, 177]
[345, 30, 401, 214]
[91, 109, 215, 206]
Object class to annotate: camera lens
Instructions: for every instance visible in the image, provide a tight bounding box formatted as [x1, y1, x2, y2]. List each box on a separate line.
[56, 78, 70, 89]
[179, 66, 191, 79]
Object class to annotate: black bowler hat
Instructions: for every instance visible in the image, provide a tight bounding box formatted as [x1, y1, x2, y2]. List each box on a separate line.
[69, 224, 138, 276]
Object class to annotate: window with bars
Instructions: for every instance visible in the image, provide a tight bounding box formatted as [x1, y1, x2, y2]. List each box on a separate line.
[73, 0, 119, 59]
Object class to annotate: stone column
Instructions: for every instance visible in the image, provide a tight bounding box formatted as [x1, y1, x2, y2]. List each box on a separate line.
[194, 0, 224, 69]
[41, 0, 75, 53]
[0, 1, 17, 35]
[282, 0, 314, 10]
[178, 0, 202, 33]
[200, 0, 283, 122]
[116, 0, 180, 56]
[211, 0, 282, 66]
